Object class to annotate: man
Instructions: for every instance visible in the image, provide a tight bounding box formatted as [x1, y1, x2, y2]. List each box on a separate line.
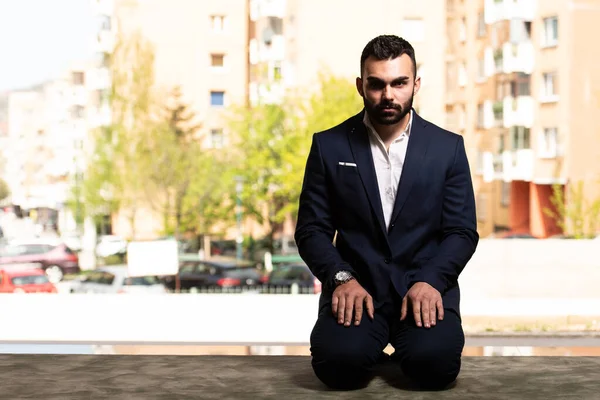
[294, 35, 478, 390]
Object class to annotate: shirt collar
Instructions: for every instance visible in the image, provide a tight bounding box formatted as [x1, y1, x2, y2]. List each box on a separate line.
[363, 109, 413, 142]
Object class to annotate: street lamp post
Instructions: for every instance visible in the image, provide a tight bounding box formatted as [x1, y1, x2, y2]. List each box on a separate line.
[235, 176, 244, 260]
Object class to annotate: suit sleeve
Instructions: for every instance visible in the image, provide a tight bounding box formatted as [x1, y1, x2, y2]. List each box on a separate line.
[294, 134, 357, 290]
[411, 135, 479, 294]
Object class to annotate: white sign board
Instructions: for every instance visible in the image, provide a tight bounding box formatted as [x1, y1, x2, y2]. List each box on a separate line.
[126, 239, 179, 277]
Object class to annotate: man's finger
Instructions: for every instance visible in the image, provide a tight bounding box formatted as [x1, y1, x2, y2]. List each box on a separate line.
[344, 294, 354, 327]
[437, 299, 444, 320]
[337, 295, 346, 324]
[413, 300, 422, 327]
[354, 297, 363, 326]
[366, 295, 374, 320]
[421, 300, 430, 328]
[400, 296, 407, 320]
[332, 295, 339, 316]
[429, 299, 437, 327]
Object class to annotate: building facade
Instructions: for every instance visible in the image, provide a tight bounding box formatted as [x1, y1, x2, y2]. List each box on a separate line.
[458, 0, 600, 238]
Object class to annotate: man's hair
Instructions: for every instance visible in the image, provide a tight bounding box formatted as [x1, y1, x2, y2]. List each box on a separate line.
[360, 35, 417, 77]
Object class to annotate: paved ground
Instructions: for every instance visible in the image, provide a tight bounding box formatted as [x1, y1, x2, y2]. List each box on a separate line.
[0, 355, 598, 399]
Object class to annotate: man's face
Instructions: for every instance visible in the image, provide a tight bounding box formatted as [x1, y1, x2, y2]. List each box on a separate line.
[356, 54, 420, 125]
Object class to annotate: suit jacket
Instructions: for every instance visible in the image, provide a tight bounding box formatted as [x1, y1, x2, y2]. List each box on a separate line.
[294, 109, 479, 315]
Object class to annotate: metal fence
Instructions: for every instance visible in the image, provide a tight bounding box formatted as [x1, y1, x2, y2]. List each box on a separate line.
[167, 284, 317, 295]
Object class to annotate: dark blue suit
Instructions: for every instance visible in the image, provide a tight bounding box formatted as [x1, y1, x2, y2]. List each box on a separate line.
[295, 109, 478, 390]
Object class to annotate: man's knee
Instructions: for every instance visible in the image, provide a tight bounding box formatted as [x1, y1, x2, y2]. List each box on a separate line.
[400, 344, 462, 389]
[311, 343, 380, 390]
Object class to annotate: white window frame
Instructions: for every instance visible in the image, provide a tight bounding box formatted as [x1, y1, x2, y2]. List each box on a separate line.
[210, 15, 227, 33]
[541, 16, 558, 47]
[539, 128, 558, 158]
[541, 72, 558, 102]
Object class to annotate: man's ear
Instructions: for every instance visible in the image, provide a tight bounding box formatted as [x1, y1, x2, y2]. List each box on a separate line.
[413, 76, 421, 96]
[355, 77, 364, 97]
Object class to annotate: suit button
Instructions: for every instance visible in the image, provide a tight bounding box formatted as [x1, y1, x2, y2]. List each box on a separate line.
[384, 258, 390, 264]
[390, 223, 395, 228]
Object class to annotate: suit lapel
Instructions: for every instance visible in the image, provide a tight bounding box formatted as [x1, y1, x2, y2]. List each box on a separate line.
[347, 112, 387, 237]
[389, 111, 431, 226]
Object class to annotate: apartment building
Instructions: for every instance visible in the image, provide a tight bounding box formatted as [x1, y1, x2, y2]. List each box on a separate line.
[250, 0, 448, 126]
[93, 0, 249, 239]
[2, 64, 92, 232]
[461, 0, 600, 238]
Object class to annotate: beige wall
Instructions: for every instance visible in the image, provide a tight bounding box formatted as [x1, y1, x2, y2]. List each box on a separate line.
[111, 0, 249, 239]
[285, 0, 447, 127]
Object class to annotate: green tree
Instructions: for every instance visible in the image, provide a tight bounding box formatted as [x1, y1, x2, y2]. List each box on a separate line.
[138, 86, 230, 239]
[0, 177, 9, 203]
[77, 30, 155, 238]
[544, 181, 600, 239]
[227, 72, 362, 247]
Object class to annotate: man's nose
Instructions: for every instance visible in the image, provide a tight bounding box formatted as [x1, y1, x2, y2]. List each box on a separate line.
[382, 85, 394, 101]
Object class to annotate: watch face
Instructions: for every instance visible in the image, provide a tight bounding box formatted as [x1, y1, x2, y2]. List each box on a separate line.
[335, 271, 350, 281]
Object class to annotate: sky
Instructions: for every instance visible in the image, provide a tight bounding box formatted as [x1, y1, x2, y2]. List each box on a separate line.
[0, 0, 96, 91]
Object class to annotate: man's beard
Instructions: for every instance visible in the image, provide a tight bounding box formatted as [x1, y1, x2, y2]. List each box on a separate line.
[364, 95, 413, 126]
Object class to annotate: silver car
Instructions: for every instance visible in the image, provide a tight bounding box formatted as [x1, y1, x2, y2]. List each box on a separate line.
[71, 265, 167, 294]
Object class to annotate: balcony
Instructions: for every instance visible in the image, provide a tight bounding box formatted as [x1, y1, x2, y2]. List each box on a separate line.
[502, 96, 534, 128]
[502, 41, 534, 74]
[493, 101, 504, 127]
[482, 151, 505, 183]
[502, 148, 534, 181]
[250, 0, 286, 20]
[485, 0, 535, 24]
[87, 68, 111, 91]
[95, 30, 114, 53]
[91, 0, 114, 17]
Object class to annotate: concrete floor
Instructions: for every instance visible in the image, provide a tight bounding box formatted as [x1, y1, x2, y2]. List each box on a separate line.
[0, 355, 598, 399]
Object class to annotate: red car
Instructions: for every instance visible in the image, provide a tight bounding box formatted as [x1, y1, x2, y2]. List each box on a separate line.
[0, 267, 58, 293]
[0, 240, 80, 283]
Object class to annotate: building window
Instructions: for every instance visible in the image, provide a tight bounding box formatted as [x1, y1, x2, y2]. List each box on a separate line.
[210, 15, 227, 33]
[477, 104, 484, 128]
[477, 58, 486, 80]
[210, 91, 225, 106]
[97, 14, 111, 31]
[511, 126, 530, 149]
[542, 72, 557, 98]
[210, 129, 224, 148]
[273, 61, 282, 81]
[477, 12, 486, 37]
[458, 63, 467, 87]
[501, 182, 510, 207]
[476, 193, 487, 222]
[539, 128, 558, 158]
[542, 16, 558, 47]
[72, 71, 85, 86]
[71, 105, 85, 119]
[512, 73, 531, 96]
[211, 54, 225, 68]
[402, 19, 425, 42]
[459, 18, 467, 42]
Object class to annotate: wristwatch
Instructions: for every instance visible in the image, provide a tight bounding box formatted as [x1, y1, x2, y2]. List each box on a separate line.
[334, 270, 355, 286]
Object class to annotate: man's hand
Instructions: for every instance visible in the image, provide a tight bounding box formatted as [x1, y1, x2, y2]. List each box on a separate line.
[332, 280, 374, 327]
[400, 282, 444, 328]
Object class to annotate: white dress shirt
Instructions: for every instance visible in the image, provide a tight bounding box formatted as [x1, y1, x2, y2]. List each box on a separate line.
[363, 111, 413, 230]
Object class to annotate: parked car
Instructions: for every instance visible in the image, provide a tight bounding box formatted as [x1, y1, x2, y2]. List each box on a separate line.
[0, 239, 80, 283]
[96, 235, 128, 258]
[71, 265, 167, 294]
[0, 267, 58, 293]
[264, 262, 321, 294]
[162, 257, 265, 292]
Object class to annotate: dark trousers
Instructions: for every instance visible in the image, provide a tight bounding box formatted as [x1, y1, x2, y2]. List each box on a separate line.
[309, 294, 465, 390]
